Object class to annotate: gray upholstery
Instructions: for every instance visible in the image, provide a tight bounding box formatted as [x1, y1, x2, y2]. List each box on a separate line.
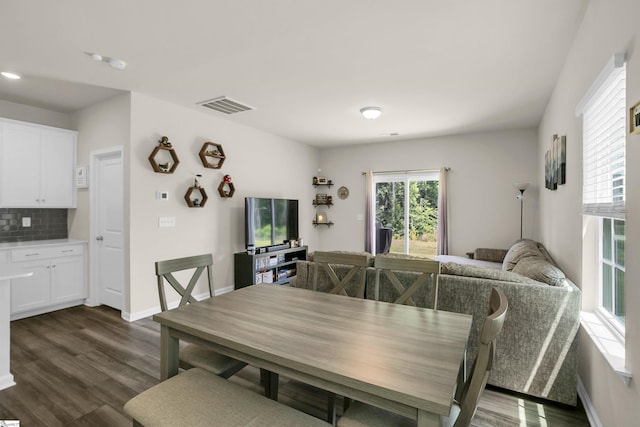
[290, 242, 581, 406]
[124, 368, 331, 427]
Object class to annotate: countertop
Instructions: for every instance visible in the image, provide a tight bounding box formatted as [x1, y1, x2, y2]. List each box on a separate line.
[0, 239, 87, 251]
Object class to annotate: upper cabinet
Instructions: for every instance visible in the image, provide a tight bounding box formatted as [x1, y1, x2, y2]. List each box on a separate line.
[0, 119, 77, 208]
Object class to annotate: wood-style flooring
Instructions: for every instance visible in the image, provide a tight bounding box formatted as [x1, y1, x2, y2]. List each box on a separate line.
[0, 305, 590, 426]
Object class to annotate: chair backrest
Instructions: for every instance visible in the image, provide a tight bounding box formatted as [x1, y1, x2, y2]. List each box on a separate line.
[374, 256, 440, 309]
[312, 251, 369, 298]
[155, 254, 214, 311]
[454, 287, 508, 427]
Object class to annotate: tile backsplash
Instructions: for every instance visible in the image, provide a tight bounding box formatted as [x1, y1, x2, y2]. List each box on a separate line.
[0, 208, 68, 243]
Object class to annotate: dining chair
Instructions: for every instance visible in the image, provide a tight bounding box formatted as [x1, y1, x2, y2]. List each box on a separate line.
[312, 251, 370, 299]
[374, 255, 440, 309]
[155, 254, 247, 379]
[337, 287, 508, 427]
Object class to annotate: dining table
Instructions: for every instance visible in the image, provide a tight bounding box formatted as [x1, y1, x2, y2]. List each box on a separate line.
[153, 283, 473, 427]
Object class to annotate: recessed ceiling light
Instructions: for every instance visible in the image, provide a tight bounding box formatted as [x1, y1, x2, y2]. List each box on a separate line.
[360, 106, 383, 120]
[1, 71, 22, 80]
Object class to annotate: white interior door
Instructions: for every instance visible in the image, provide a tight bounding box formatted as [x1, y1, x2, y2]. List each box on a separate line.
[93, 149, 124, 310]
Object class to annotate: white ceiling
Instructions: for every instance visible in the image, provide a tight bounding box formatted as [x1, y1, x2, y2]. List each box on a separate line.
[0, 0, 587, 147]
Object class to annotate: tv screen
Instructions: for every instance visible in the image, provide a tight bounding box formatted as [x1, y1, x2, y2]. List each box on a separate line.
[245, 197, 299, 248]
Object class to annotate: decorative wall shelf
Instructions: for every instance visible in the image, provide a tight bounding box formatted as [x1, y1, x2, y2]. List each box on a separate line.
[313, 222, 334, 227]
[149, 137, 180, 173]
[184, 185, 208, 207]
[218, 181, 235, 198]
[199, 142, 226, 169]
[312, 176, 333, 187]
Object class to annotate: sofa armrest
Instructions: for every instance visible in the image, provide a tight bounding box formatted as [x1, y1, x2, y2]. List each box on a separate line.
[474, 248, 508, 263]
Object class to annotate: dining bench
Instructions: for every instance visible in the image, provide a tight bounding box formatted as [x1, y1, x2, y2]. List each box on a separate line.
[124, 367, 331, 426]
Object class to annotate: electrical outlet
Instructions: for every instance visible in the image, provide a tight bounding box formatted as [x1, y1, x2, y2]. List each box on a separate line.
[22, 217, 31, 227]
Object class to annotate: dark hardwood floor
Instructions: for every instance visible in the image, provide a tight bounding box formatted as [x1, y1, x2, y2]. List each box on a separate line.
[0, 305, 590, 426]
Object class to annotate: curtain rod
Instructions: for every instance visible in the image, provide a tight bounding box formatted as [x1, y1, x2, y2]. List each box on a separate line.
[361, 167, 450, 175]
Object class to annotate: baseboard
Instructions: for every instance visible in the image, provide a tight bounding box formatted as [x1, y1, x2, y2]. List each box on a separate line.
[577, 376, 602, 427]
[123, 285, 236, 322]
[0, 373, 16, 391]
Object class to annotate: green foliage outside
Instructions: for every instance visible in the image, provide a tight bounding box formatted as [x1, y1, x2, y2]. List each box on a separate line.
[376, 180, 439, 255]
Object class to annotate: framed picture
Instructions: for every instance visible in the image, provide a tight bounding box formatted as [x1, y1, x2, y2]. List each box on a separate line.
[630, 101, 640, 135]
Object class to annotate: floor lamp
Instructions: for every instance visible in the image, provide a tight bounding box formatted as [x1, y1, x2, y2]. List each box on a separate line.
[515, 183, 529, 240]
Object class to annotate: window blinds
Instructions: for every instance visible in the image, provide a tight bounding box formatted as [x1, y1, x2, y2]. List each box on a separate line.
[578, 55, 626, 219]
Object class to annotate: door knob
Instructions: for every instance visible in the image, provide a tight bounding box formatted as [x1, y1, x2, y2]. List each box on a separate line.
[96, 236, 104, 241]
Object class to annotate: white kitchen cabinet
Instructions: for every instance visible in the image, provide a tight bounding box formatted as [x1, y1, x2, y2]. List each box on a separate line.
[0, 118, 77, 208]
[5, 242, 87, 320]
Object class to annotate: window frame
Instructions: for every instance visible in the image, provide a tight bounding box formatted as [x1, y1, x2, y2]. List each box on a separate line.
[597, 217, 625, 338]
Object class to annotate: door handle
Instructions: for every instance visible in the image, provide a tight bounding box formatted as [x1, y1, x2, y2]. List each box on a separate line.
[96, 236, 104, 241]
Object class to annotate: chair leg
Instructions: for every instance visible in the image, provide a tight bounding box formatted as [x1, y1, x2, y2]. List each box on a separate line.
[327, 392, 337, 425]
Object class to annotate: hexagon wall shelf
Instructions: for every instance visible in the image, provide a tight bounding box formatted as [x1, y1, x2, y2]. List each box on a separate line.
[199, 142, 226, 169]
[184, 185, 208, 207]
[149, 144, 180, 173]
[217, 181, 235, 198]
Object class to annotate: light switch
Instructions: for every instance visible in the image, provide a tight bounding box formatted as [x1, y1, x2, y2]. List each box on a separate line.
[22, 217, 31, 227]
[159, 217, 176, 228]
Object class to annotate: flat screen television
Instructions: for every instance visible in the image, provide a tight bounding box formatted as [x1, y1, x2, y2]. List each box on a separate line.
[245, 197, 299, 249]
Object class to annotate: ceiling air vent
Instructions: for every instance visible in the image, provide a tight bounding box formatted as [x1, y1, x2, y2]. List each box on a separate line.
[198, 96, 254, 114]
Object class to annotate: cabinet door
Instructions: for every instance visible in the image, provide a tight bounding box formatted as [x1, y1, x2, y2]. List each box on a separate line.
[41, 129, 76, 207]
[11, 261, 51, 314]
[51, 255, 85, 304]
[0, 122, 42, 207]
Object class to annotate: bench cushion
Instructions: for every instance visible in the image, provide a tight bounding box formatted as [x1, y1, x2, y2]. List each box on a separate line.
[124, 368, 330, 426]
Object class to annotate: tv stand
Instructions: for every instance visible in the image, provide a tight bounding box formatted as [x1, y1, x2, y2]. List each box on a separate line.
[234, 246, 308, 289]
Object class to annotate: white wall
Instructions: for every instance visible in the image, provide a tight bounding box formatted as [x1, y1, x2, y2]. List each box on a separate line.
[539, 0, 640, 425]
[127, 93, 318, 316]
[317, 128, 539, 254]
[0, 99, 71, 129]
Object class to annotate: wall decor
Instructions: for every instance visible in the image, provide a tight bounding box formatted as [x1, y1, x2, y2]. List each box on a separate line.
[217, 174, 235, 198]
[184, 174, 207, 207]
[545, 134, 566, 190]
[149, 136, 180, 173]
[337, 186, 349, 199]
[199, 141, 226, 169]
[630, 100, 640, 135]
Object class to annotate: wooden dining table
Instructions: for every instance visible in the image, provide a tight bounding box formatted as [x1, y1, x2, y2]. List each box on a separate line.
[153, 284, 473, 427]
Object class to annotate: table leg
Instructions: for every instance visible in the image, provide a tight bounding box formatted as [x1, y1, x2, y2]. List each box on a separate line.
[160, 325, 179, 380]
[266, 371, 279, 400]
[417, 409, 439, 427]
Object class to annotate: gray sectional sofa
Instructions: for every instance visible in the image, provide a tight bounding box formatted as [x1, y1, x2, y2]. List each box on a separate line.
[288, 240, 581, 406]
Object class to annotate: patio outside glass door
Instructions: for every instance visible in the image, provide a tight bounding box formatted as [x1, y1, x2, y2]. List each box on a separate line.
[374, 172, 439, 258]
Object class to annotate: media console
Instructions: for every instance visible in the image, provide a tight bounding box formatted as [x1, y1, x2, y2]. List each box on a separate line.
[234, 246, 308, 289]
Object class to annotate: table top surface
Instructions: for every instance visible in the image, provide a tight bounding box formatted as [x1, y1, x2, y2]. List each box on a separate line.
[154, 284, 472, 416]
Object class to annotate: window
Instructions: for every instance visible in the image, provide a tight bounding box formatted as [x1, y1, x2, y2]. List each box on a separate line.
[578, 53, 626, 334]
[373, 172, 439, 258]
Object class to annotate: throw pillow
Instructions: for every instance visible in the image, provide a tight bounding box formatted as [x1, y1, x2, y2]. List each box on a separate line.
[502, 239, 543, 271]
[512, 256, 566, 286]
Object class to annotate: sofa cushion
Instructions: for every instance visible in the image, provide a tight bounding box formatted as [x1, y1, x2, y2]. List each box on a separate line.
[502, 239, 543, 271]
[512, 256, 566, 286]
[441, 262, 541, 285]
[474, 248, 508, 263]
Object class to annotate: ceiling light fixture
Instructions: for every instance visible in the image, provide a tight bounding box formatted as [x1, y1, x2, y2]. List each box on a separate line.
[86, 52, 127, 70]
[360, 106, 383, 120]
[1, 71, 22, 80]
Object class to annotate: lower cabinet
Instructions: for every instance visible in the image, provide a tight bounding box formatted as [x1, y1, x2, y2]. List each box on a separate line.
[7, 242, 86, 320]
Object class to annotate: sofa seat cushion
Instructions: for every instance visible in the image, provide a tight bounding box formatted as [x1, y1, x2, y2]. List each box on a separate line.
[441, 262, 541, 285]
[512, 256, 566, 286]
[502, 239, 544, 271]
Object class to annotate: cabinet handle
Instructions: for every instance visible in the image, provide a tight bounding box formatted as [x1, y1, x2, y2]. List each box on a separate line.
[52, 265, 56, 268]
[61, 250, 74, 252]
[25, 253, 39, 257]
[96, 236, 104, 241]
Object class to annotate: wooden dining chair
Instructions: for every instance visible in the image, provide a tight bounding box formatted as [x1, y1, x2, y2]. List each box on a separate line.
[155, 254, 247, 379]
[337, 287, 508, 427]
[312, 252, 370, 299]
[374, 255, 440, 309]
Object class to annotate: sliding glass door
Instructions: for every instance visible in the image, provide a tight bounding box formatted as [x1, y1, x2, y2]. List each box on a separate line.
[373, 172, 439, 258]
